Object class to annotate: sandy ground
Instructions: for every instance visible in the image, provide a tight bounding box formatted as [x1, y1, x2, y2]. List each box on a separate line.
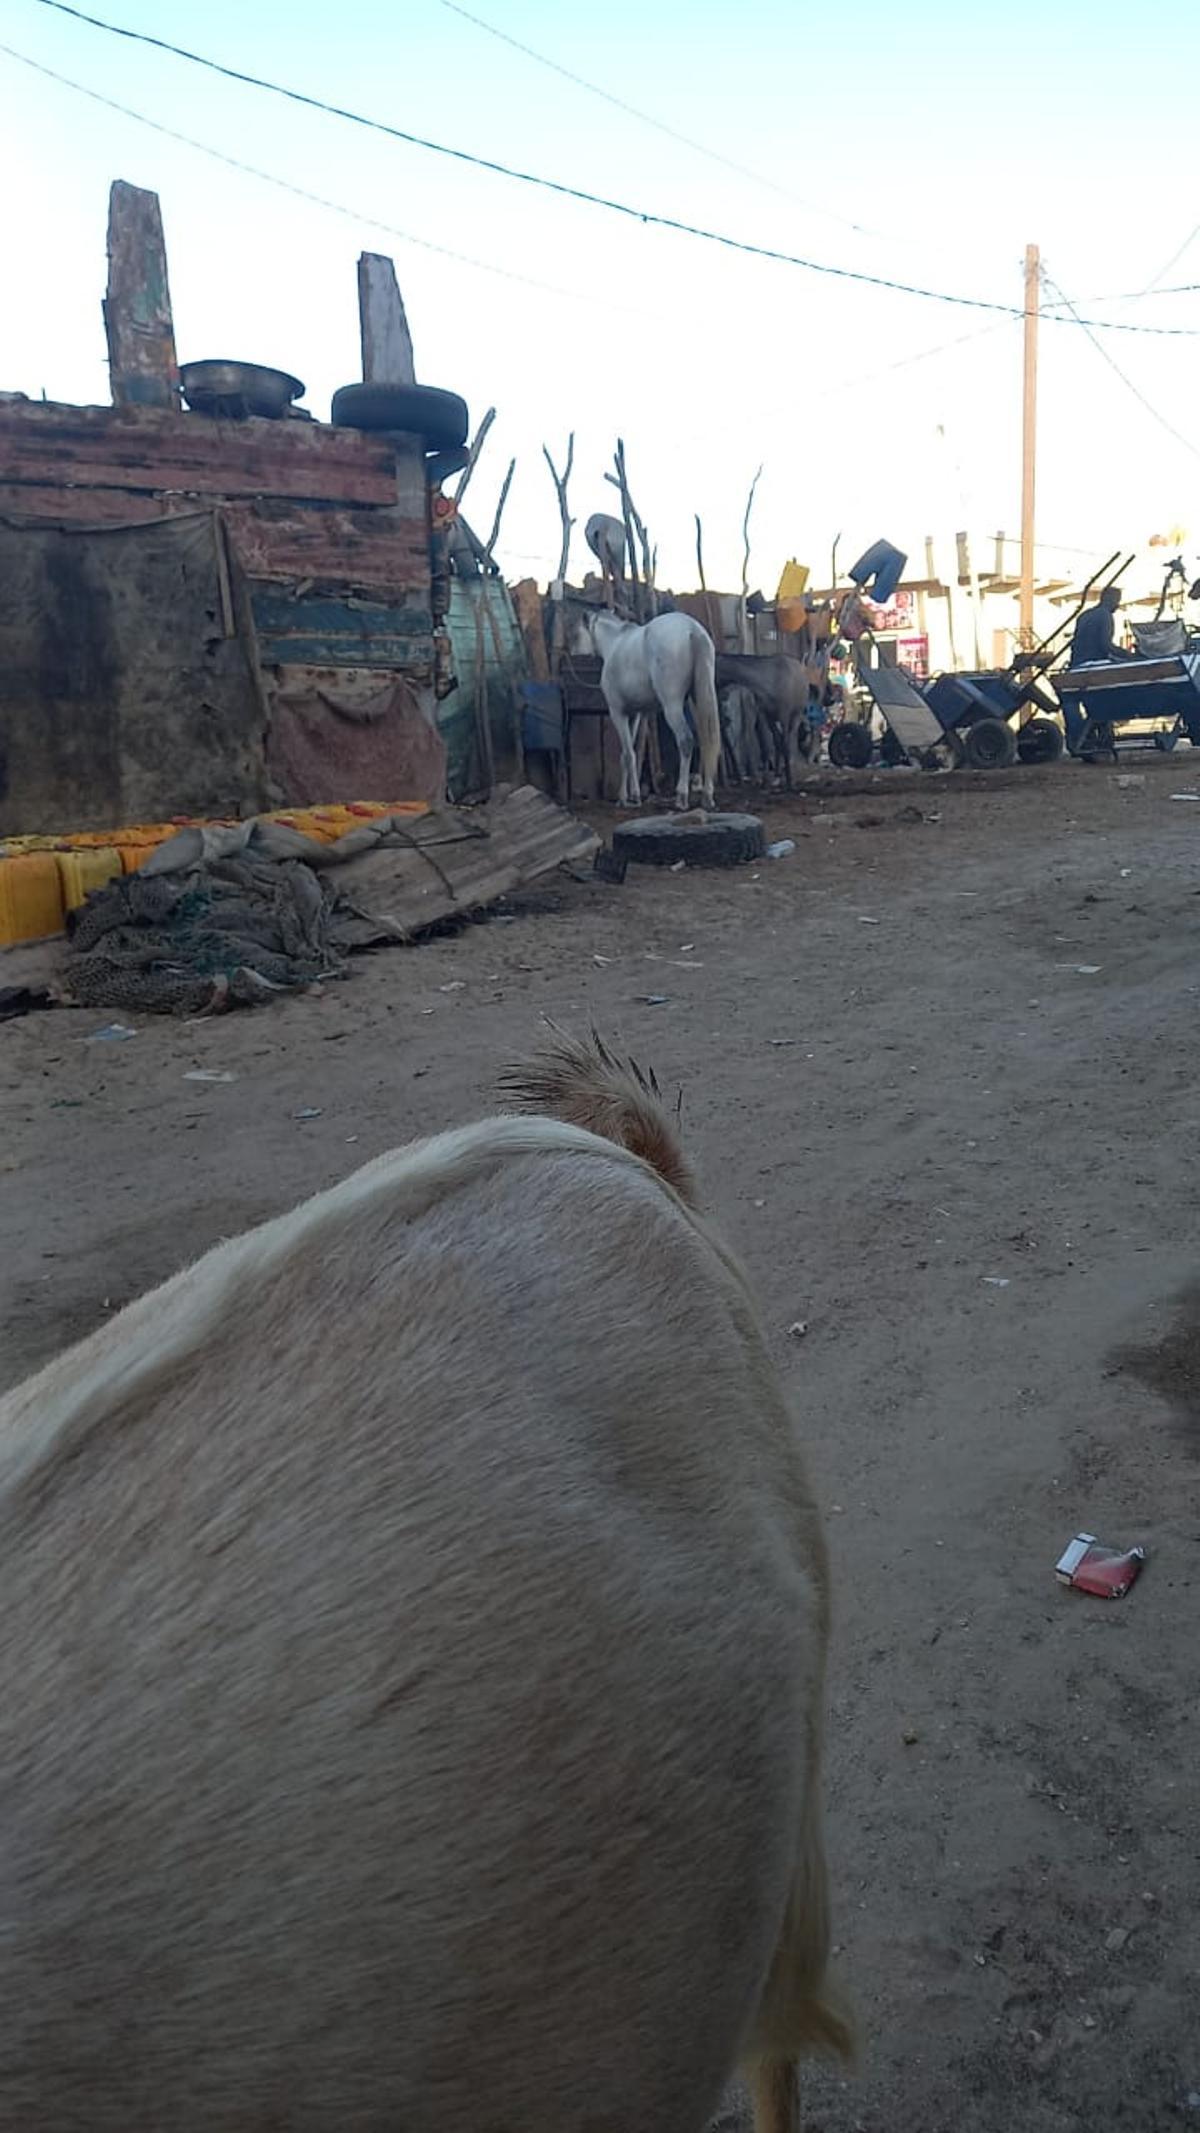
[2, 759, 1199, 2130]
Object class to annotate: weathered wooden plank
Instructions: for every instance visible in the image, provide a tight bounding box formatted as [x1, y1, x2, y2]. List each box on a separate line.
[332, 787, 599, 940]
[103, 182, 180, 412]
[0, 484, 170, 527]
[223, 502, 428, 598]
[0, 402, 399, 506]
[0, 487, 430, 605]
[251, 588, 433, 669]
[358, 254, 417, 385]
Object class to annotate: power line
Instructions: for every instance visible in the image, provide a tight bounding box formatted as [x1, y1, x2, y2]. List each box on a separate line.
[439, 0, 877, 238]
[1042, 268, 1200, 463]
[0, 40, 670, 320]
[24, 0, 1200, 338]
[1139, 224, 1200, 296]
[814, 320, 1013, 399]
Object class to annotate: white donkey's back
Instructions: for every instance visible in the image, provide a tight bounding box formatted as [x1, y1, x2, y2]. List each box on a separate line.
[0, 1034, 848, 2132]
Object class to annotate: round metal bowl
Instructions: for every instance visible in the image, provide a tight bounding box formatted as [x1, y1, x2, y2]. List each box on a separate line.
[180, 360, 306, 421]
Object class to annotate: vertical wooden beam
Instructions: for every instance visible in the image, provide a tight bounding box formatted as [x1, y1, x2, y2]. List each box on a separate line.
[357, 253, 417, 384]
[103, 181, 180, 410]
[1019, 243, 1040, 647]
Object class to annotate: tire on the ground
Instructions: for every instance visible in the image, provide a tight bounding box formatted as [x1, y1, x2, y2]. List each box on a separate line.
[329, 383, 469, 450]
[1016, 717, 1065, 764]
[828, 724, 873, 770]
[962, 716, 1017, 770]
[611, 812, 765, 868]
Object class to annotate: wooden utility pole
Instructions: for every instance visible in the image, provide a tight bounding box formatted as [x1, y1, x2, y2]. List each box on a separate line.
[1019, 244, 1040, 647]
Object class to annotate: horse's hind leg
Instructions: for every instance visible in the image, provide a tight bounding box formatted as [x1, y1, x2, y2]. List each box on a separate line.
[607, 706, 642, 806]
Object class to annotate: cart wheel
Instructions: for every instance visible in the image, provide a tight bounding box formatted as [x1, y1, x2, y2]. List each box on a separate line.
[828, 724, 873, 770]
[962, 716, 1017, 770]
[1079, 719, 1117, 763]
[1017, 717, 1065, 764]
[880, 729, 905, 767]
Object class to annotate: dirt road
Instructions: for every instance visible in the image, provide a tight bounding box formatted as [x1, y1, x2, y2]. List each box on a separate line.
[2, 761, 1198, 2130]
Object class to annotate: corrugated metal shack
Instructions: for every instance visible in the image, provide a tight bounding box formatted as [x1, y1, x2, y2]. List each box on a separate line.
[0, 184, 450, 837]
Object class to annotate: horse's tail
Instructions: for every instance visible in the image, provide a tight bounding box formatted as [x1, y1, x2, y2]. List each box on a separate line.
[690, 631, 722, 791]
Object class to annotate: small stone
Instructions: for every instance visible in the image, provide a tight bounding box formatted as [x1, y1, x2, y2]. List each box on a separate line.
[902, 1726, 920, 1746]
[788, 1320, 809, 1339]
[1105, 1927, 1130, 1954]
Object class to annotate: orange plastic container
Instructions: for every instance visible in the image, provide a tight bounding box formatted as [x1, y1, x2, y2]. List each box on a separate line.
[56, 847, 121, 912]
[0, 853, 66, 945]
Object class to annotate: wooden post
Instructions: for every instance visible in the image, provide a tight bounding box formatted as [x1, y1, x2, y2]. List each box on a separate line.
[357, 253, 417, 384]
[1019, 243, 1040, 648]
[511, 577, 551, 682]
[103, 181, 180, 410]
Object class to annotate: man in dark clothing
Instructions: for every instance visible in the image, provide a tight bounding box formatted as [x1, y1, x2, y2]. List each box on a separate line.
[1070, 585, 1132, 665]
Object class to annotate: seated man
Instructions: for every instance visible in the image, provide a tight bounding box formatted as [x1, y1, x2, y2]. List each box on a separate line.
[1070, 585, 1134, 665]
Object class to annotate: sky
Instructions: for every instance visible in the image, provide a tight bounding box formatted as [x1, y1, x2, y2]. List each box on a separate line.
[1, 0, 1198, 594]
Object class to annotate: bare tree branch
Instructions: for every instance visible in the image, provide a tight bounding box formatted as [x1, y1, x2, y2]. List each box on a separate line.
[453, 407, 496, 506]
[695, 511, 720, 644]
[542, 434, 575, 584]
[740, 462, 764, 649]
[484, 456, 516, 565]
[606, 460, 654, 614]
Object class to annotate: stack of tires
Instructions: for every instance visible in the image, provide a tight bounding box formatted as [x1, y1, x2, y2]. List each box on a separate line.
[329, 383, 470, 487]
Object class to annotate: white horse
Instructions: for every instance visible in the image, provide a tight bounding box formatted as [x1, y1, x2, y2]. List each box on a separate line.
[587, 611, 721, 809]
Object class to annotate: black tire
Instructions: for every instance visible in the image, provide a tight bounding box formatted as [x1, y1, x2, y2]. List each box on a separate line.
[330, 383, 469, 450]
[1079, 719, 1117, 763]
[962, 716, 1017, 770]
[1016, 717, 1065, 764]
[828, 723, 873, 770]
[611, 812, 765, 868]
[425, 444, 469, 485]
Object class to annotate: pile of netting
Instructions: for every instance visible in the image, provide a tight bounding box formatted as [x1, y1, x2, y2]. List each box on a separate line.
[65, 855, 348, 1016]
